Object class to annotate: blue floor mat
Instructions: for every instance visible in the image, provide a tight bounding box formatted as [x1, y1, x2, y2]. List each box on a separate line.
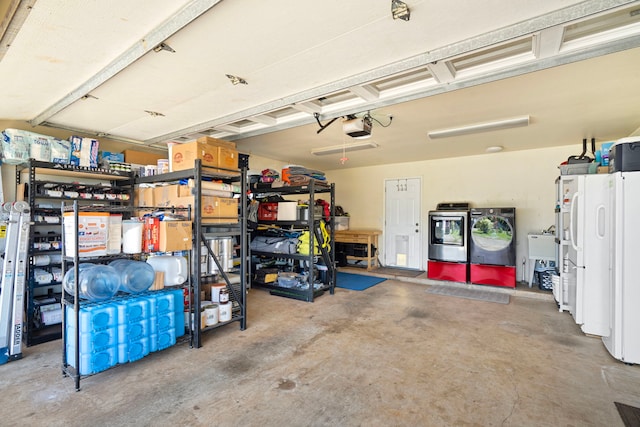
[336, 272, 387, 291]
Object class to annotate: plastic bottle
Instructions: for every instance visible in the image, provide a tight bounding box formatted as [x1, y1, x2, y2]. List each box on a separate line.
[146, 255, 188, 287]
[109, 259, 155, 293]
[63, 263, 120, 302]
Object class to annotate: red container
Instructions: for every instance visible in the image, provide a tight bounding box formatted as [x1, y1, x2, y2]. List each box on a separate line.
[143, 217, 160, 252]
[258, 202, 278, 221]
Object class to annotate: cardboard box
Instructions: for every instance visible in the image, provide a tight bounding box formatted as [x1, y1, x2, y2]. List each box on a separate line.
[100, 151, 125, 163]
[172, 140, 239, 171]
[154, 185, 182, 206]
[213, 197, 238, 223]
[171, 141, 219, 171]
[178, 185, 192, 197]
[217, 146, 239, 170]
[135, 187, 155, 207]
[123, 149, 165, 166]
[150, 184, 236, 221]
[196, 136, 236, 149]
[159, 221, 192, 252]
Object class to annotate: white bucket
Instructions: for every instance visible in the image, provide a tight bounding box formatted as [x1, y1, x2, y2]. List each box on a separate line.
[218, 302, 232, 322]
[146, 255, 188, 287]
[204, 304, 219, 326]
[122, 219, 143, 254]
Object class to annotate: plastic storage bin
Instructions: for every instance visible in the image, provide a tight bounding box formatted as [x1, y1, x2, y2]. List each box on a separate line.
[64, 303, 118, 375]
[114, 296, 151, 363]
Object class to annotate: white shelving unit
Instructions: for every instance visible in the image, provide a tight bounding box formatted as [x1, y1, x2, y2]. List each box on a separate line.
[554, 175, 577, 313]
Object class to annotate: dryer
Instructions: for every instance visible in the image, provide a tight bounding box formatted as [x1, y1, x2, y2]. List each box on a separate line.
[469, 207, 516, 288]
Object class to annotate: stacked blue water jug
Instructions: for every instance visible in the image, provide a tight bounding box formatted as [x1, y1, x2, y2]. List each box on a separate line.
[63, 260, 185, 375]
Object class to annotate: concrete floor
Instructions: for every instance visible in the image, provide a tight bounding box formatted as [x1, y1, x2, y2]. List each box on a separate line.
[2, 274, 639, 426]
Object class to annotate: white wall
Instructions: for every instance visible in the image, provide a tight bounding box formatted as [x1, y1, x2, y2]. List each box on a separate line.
[325, 145, 579, 281]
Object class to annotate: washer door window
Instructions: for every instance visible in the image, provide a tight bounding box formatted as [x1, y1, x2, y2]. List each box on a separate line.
[471, 215, 513, 251]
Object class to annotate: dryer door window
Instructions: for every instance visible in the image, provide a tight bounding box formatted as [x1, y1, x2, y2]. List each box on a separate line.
[471, 215, 513, 251]
[431, 216, 465, 246]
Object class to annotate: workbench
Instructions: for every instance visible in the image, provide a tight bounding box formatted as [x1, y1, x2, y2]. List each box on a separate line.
[334, 229, 381, 271]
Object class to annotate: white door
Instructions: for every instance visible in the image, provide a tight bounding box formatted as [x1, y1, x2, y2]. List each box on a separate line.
[578, 174, 610, 336]
[384, 178, 422, 269]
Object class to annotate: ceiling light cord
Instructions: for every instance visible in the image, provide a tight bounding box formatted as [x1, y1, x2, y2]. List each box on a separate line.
[366, 112, 393, 128]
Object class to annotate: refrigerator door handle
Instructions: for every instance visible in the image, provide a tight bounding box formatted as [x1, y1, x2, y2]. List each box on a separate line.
[596, 204, 606, 239]
[570, 191, 580, 251]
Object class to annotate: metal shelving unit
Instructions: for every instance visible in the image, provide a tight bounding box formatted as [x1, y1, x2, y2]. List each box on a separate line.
[250, 181, 336, 302]
[134, 156, 249, 348]
[17, 160, 133, 346]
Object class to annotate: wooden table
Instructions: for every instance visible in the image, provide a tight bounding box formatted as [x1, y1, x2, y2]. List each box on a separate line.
[334, 229, 381, 271]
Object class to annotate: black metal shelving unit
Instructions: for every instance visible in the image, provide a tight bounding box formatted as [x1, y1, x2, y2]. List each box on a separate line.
[250, 181, 336, 302]
[134, 156, 249, 348]
[17, 159, 133, 346]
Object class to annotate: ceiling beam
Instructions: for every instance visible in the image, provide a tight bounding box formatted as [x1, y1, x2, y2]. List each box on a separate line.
[290, 102, 322, 115]
[220, 34, 640, 142]
[0, 0, 36, 61]
[29, 0, 224, 127]
[144, 0, 637, 145]
[533, 26, 565, 58]
[427, 61, 456, 83]
[348, 84, 380, 101]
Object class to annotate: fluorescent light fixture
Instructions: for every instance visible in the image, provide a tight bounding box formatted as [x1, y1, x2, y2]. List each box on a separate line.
[311, 141, 378, 156]
[485, 145, 504, 153]
[428, 115, 530, 139]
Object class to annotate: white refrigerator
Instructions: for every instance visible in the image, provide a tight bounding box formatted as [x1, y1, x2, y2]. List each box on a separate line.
[567, 173, 610, 336]
[602, 171, 640, 364]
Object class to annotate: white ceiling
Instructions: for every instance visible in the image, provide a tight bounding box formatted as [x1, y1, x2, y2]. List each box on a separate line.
[1, 0, 639, 170]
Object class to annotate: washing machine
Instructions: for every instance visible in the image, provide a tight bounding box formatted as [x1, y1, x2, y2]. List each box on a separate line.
[469, 207, 516, 288]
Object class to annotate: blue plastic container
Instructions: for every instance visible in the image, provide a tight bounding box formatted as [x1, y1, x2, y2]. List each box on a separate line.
[118, 337, 150, 363]
[66, 343, 118, 375]
[156, 329, 176, 351]
[115, 296, 150, 325]
[65, 303, 117, 333]
[65, 303, 118, 375]
[165, 288, 186, 338]
[118, 319, 150, 343]
[153, 292, 176, 315]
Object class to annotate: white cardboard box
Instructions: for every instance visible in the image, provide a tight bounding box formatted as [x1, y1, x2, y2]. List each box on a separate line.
[277, 202, 298, 221]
